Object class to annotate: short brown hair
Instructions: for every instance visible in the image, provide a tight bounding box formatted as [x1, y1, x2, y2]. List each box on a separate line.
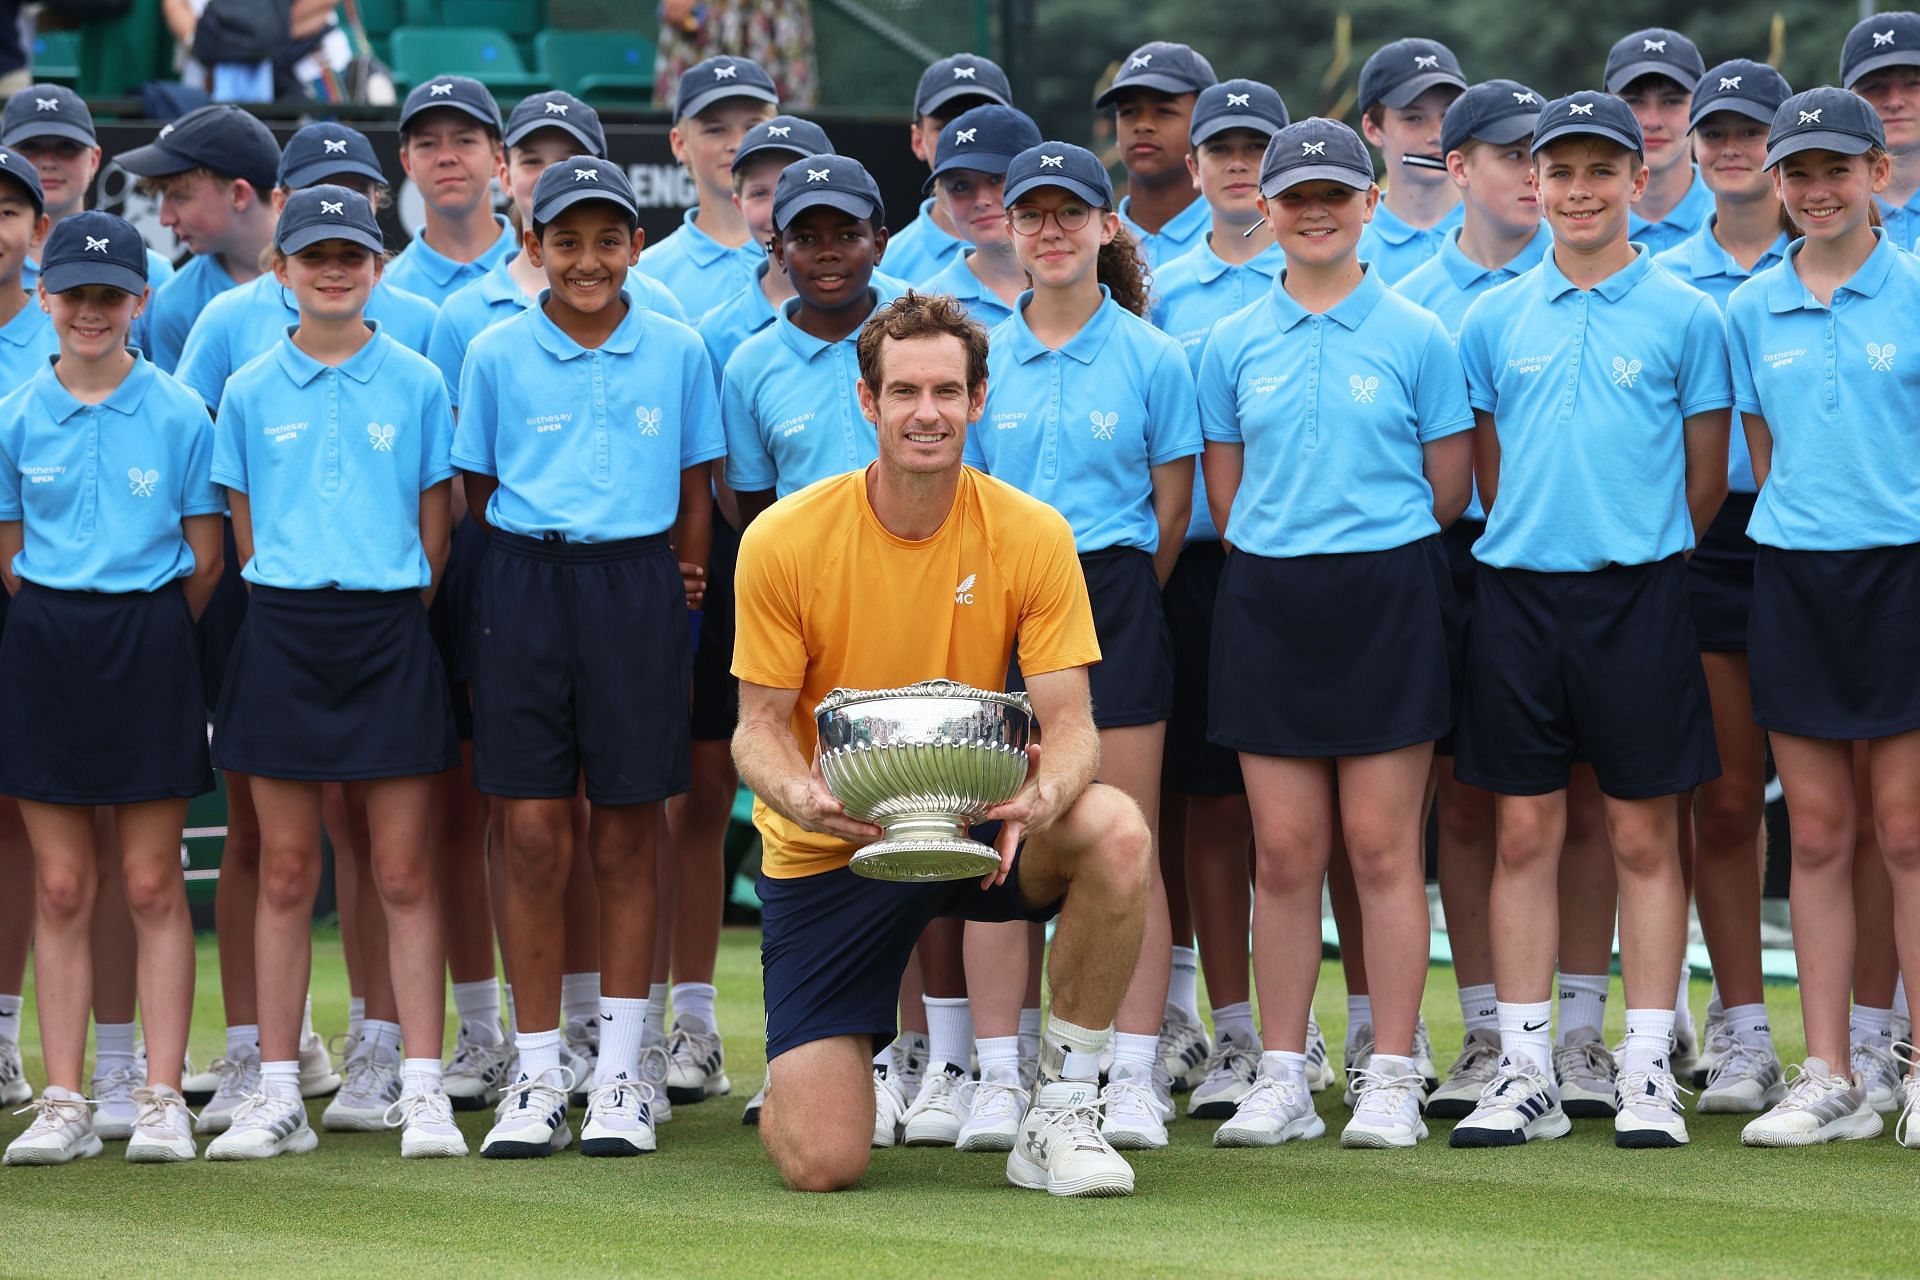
[857, 290, 989, 394]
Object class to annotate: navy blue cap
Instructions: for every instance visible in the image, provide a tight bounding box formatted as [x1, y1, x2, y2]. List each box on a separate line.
[278, 122, 385, 190]
[0, 145, 44, 212]
[1003, 141, 1114, 208]
[772, 154, 884, 230]
[1533, 90, 1645, 154]
[675, 56, 779, 122]
[275, 184, 384, 255]
[1841, 12, 1920, 88]
[40, 210, 145, 295]
[1605, 29, 1706, 94]
[733, 115, 834, 173]
[1766, 86, 1887, 168]
[505, 91, 606, 157]
[2, 84, 94, 148]
[399, 75, 503, 134]
[1689, 61, 1793, 132]
[1191, 79, 1290, 146]
[1258, 117, 1375, 195]
[530, 155, 638, 225]
[925, 104, 1042, 193]
[915, 53, 1013, 117]
[1359, 38, 1467, 113]
[1441, 81, 1544, 157]
[1096, 42, 1217, 108]
[114, 104, 280, 195]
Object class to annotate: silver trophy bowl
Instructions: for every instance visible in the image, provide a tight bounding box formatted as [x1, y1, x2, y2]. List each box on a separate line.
[814, 679, 1034, 881]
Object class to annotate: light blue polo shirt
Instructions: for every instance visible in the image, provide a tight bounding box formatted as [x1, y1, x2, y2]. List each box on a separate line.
[636, 209, 766, 322]
[1357, 201, 1464, 286]
[212, 326, 455, 591]
[699, 264, 782, 389]
[23, 247, 175, 295]
[425, 254, 687, 406]
[969, 288, 1202, 555]
[1394, 222, 1554, 519]
[1654, 220, 1789, 494]
[0, 303, 55, 389]
[920, 249, 1016, 329]
[1119, 193, 1210, 272]
[382, 215, 517, 307]
[175, 276, 439, 412]
[1875, 187, 1920, 253]
[1627, 167, 1716, 258]
[1726, 232, 1920, 551]
[1459, 246, 1733, 572]
[144, 252, 238, 373]
[881, 198, 966, 284]
[721, 284, 905, 496]
[1148, 233, 1284, 542]
[0, 358, 222, 592]
[1196, 268, 1472, 559]
[454, 289, 723, 541]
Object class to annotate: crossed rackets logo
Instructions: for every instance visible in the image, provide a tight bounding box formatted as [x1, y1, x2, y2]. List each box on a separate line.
[636, 407, 662, 435]
[1349, 374, 1380, 404]
[1868, 342, 1897, 371]
[1089, 410, 1118, 440]
[1611, 357, 1643, 389]
[127, 467, 158, 497]
[368, 422, 396, 451]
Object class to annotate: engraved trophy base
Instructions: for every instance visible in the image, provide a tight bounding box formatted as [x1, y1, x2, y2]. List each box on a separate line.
[846, 814, 1001, 882]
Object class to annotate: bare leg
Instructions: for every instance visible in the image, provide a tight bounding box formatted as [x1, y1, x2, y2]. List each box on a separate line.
[560, 792, 598, 979]
[1491, 792, 1568, 1003]
[115, 799, 195, 1092]
[1691, 652, 1768, 1008]
[667, 739, 736, 986]
[1770, 733, 1858, 1066]
[329, 784, 365, 1011]
[89, 811, 137, 1031]
[436, 746, 496, 987]
[214, 773, 260, 1028]
[588, 803, 660, 1001]
[331, 786, 396, 1025]
[1160, 785, 1195, 951]
[1558, 767, 1618, 980]
[963, 920, 1025, 1038]
[0, 799, 31, 1007]
[1184, 792, 1253, 1009]
[1329, 836, 1367, 997]
[18, 802, 102, 1091]
[355, 776, 444, 1062]
[1336, 745, 1435, 1058]
[500, 798, 575, 1036]
[1604, 794, 1688, 1013]
[250, 778, 325, 1063]
[1101, 723, 1170, 1038]
[1242, 754, 1336, 1054]
[1435, 760, 1496, 989]
[1866, 730, 1920, 1056]
[1854, 743, 1899, 1014]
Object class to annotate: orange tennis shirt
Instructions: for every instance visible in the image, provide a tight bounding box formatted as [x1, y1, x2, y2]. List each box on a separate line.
[732, 464, 1101, 879]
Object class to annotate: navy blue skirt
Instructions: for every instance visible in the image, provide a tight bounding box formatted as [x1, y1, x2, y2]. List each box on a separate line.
[195, 517, 248, 716]
[1688, 491, 1758, 653]
[1008, 545, 1172, 730]
[1750, 541, 1920, 740]
[0, 582, 212, 804]
[1162, 539, 1243, 795]
[213, 586, 460, 782]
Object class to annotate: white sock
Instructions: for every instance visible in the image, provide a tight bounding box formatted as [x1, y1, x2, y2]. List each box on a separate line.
[261, 1060, 301, 1100]
[1167, 946, 1201, 1022]
[1674, 967, 1694, 1033]
[348, 997, 366, 1045]
[452, 980, 502, 1043]
[227, 1023, 259, 1055]
[560, 973, 599, 1026]
[1898, 978, 1910, 1020]
[401, 1057, 442, 1095]
[1017, 1007, 1041, 1063]
[1260, 1049, 1308, 1085]
[1212, 1000, 1256, 1045]
[1707, 978, 1724, 1022]
[646, 982, 669, 1030]
[0, 993, 19, 1045]
[976, 1034, 1020, 1084]
[1373, 1051, 1419, 1081]
[924, 996, 973, 1072]
[1458, 984, 1499, 1036]
[301, 994, 316, 1041]
[1620, 1007, 1676, 1076]
[1042, 1014, 1110, 1083]
[504, 985, 518, 1039]
[671, 982, 717, 1034]
[94, 1021, 137, 1075]
[1346, 995, 1372, 1047]
[514, 1028, 562, 1082]
[362, 1019, 402, 1059]
[1851, 1004, 1894, 1051]
[594, 996, 646, 1085]
[1723, 1002, 1772, 1047]
[1555, 972, 1609, 1044]
[1497, 1000, 1553, 1075]
[1109, 1030, 1158, 1082]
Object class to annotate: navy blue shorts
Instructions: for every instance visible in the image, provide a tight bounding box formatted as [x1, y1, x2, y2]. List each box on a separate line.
[1210, 538, 1452, 758]
[195, 517, 248, 716]
[1456, 557, 1719, 800]
[689, 509, 740, 743]
[1750, 541, 1920, 740]
[759, 839, 1061, 1061]
[426, 513, 485, 740]
[1435, 519, 1483, 757]
[1688, 492, 1757, 653]
[472, 531, 691, 806]
[214, 586, 460, 782]
[0, 583, 212, 805]
[1162, 539, 1243, 795]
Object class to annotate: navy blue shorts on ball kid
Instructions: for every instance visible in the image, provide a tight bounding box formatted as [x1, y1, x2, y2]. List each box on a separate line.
[1456, 555, 1719, 800]
[472, 531, 691, 806]
[1687, 492, 1758, 653]
[194, 517, 248, 715]
[1162, 539, 1242, 795]
[214, 586, 460, 781]
[689, 508, 741, 743]
[0, 582, 213, 805]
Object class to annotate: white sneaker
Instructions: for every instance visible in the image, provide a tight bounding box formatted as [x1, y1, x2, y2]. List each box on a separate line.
[480, 1067, 575, 1159]
[1304, 1019, 1335, 1092]
[1742, 1058, 1883, 1146]
[636, 1040, 675, 1125]
[322, 1044, 401, 1131]
[0, 1037, 31, 1106]
[298, 1029, 341, 1098]
[1553, 1029, 1618, 1118]
[871, 1065, 908, 1147]
[1411, 1018, 1439, 1092]
[4, 1089, 102, 1165]
[444, 1027, 514, 1112]
[125, 1085, 197, 1163]
[563, 1017, 599, 1103]
[1342, 1061, 1429, 1148]
[741, 1081, 765, 1126]
[1692, 1010, 1725, 1087]
[1189, 1027, 1261, 1120]
[1851, 1042, 1902, 1114]
[955, 1075, 1028, 1152]
[384, 1087, 468, 1159]
[664, 1020, 731, 1104]
[890, 1031, 929, 1100]
[1697, 1026, 1786, 1113]
[1448, 1056, 1571, 1147]
[1341, 1025, 1372, 1105]
[1895, 1068, 1920, 1150]
[1157, 1007, 1211, 1093]
[903, 1063, 968, 1146]
[1613, 1065, 1691, 1148]
[1669, 1020, 1699, 1083]
[204, 1090, 318, 1160]
[90, 1063, 140, 1141]
[1099, 1068, 1171, 1150]
[1007, 1079, 1134, 1197]
[1427, 1029, 1502, 1120]
[193, 1048, 262, 1135]
[181, 1054, 220, 1105]
[1213, 1069, 1324, 1147]
[579, 1075, 658, 1157]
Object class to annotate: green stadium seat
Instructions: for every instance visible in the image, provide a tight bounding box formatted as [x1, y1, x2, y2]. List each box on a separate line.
[354, 0, 404, 36]
[535, 29, 656, 102]
[389, 26, 547, 93]
[458, 0, 546, 42]
[31, 29, 80, 86]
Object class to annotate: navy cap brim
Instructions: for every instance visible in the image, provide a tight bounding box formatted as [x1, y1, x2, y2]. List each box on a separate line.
[1192, 113, 1285, 145]
[533, 186, 639, 225]
[112, 141, 196, 177]
[1606, 61, 1695, 93]
[505, 117, 602, 155]
[1378, 72, 1467, 110]
[280, 157, 387, 190]
[919, 84, 1011, 117]
[0, 168, 43, 211]
[1766, 128, 1880, 169]
[1688, 98, 1777, 131]
[1470, 113, 1540, 146]
[2, 119, 94, 148]
[1533, 121, 1643, 153]
[924, 150, 1020, 194]
[1844, 49, 1920, 87]
[1002, 172, 1110, 208]
[773, 188, 879, 230]
[733, 141, 811, 172]
[678, 83, 779, 122]
[1259, 164, 1374, 197]
[1096, 74, 1205, 107]
[400, 99, 499, 132]
[40, 259, 146, 296]
[278, 221, 384, 255]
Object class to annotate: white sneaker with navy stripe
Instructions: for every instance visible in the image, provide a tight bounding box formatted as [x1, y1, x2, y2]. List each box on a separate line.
[1448, 1055, 1571, 1147]
[580, 1075, 658, 1157]
[204, 1090, 318, 1160]
[1613, 1062, 1691, 1148]
[1304, 1019, 1336, 1092]
[1553, 1029, 1618, 1118]
[480, 1067, 575, 1159]
[665, 1021, 730, 1104]
[1, 1038, 34, 1106]
[1188, 1027, 1261, 1119]
[1157, 1008, 1211, 1093]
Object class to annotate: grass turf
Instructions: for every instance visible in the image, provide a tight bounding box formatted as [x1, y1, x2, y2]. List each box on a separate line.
[5, 928, 1919, 1278]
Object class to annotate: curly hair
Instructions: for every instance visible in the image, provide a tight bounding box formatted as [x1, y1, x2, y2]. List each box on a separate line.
[857, 290, 990, 394]
[1099, 221, 1151, 317]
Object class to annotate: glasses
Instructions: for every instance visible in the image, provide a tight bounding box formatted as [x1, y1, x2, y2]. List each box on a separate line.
[1008, 204, 1094, 236]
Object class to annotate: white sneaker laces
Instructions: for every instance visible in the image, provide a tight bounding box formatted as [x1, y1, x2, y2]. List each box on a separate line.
[1774, 1061, 1846, 1112]
[1895, 1073, 1920, 1145]
[1851, 1042, 1898, 1090]
[448, 1037, 512, 1079]
[1234, 1074, 1307, 1119]
[1043, 1094, 1109, 1153]
[1349, 1064, 1422, 1117]
[1446, 1035, 1501, 1080]
[1102, 1075, 1169, 1123]
[1617, 1069, 1692, 1113]
[1553, 1038, 1615, 1080]
[494, 1066, 576, 1122]
[1201, 1036, 1260, 1083]
[13, 1091, 89, 1135]
[340, 1052, 399, 1101]
[964, 1078, 1025, 1122]
[668, 1024, 722, 1068]
[131, 1086, 195, 1133]
[384, 1089, 456, 1131]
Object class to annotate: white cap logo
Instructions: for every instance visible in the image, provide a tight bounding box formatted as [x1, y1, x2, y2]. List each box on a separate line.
[955, 128, 977, 143]
[84, 235, 109, 252]
[1569, 102, 1595, 115]
[1876, 29, 1897, 47]
[1414, 55, 1439, 69]
[430, 81, 453, 96]
[320, 200, 345, 215]
[1799, 108, 1823, 125]
[806, 167, 830, 181]
[768, 125, 791, 137]
[1227, 92, 1251, 107]
[574, 167, 599, 180]
[1643, 38, 1667, 52]
[34, 97, 56, 111]
[1130, 53, 1153, 68]
[158, 123, 173, 137]
[1513, 91, 1538, 104]
[714, 64, 738, 79]
[1039, 153, 1064, 167]
[323, 137, 348, 153]
[1302, 140, 1327, 155]
[953, 65, 977, 79]
[545, 100, 569, 115]
[1719, 76, 1743, 90]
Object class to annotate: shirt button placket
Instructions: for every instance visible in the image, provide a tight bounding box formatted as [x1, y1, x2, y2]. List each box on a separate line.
[1825, 313, 1837, 409]
[838, 348, 854, 464]
[1044, 354, 1060, 481]
[325, 370, 340, 494]
[81, 412, 97, 532]
[592, 355, 609, 479]
[1305, 318, 1320, 449]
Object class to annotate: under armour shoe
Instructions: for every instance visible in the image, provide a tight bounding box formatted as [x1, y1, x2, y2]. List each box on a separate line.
[1341, 1025, 1372, 1105]
[1895, 1068, 1920, 1150]
[1304, 1019, 1336, 1092]
[1851, 1042, 1902, 1113]
[1007, 1079, 1134, 1197]
[1099, 1067, 1171, 1150]
[1613, 1065, 1691, 1148]
[385, 1087, 467, 1159]
[298, 1028, 341, 1098]
[0, 1037, 32, 1106]
[1449, 1056, 1571, 1147]
[903, 1062, 968, 1146]
[872, 1065, 908, 1148]
[580, 1075, 657, 1157]
[1158, 1007, 1212, 1093]
[1188, 1027, 1262, 1120]
[563, 1016, 599, 1103]
[444, 1027, 514, 1112]
[204, 1090, 318, 1160]
[90, 1063, 141, 1141]
[125, 1085, 197, 1163]
[4, 1088, 102, 1165]
[480, 1067, 575, 1159]
[322, 1043, 401, 1131]
[636, 1040, 674, 1125]
[1553, 1029, 1618, 1118]
[1669, 1020, 1699, 1084]
[890, 1031, 929, 1100]
[956, 1076, 1029, 1152]
[741, 1081, 766, 1126]
[1342, 1061, 1429, 1148]
[1697, 1028, 1786, 1113]
[1412, 1018, 1440, 1092]
[665, 1020, 731, 1104]
[193, 1047, 262, 1135]
[1427, 1029, 1502, 1120]
[1213, 1069, 1324, 1147]
[1741, 1059, 1883, 1146]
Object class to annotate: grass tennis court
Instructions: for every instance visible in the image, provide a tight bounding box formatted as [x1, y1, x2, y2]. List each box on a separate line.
[4, 928, 1917, 1279]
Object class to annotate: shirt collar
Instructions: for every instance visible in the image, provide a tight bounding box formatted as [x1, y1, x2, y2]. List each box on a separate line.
[1767, 228, 1897, 313]
[774, 288, 889, 361]
[32, 353, 156, 421]
[272, 322, 393, 385]
[0, 303, 46, 349]
[1190, 234, 1285, 285]
[1437, 222, 1553, 291]
[1121, 194, 1209, 246]
[907, 197, 965, 252]
[527, 289, 651, 358]
[479, 252, 530, 306]
[1008, 286, 1122, 364]
[1264, 264, 1388, 332]
[668, 208, 758, 267]
[1630, 166, 1714, 238]
[398, 215, 515, 288]
[1672, 217, 1790, 281]
[1538, 242, 1656, 302]
[1875, 184, 1920, 220]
